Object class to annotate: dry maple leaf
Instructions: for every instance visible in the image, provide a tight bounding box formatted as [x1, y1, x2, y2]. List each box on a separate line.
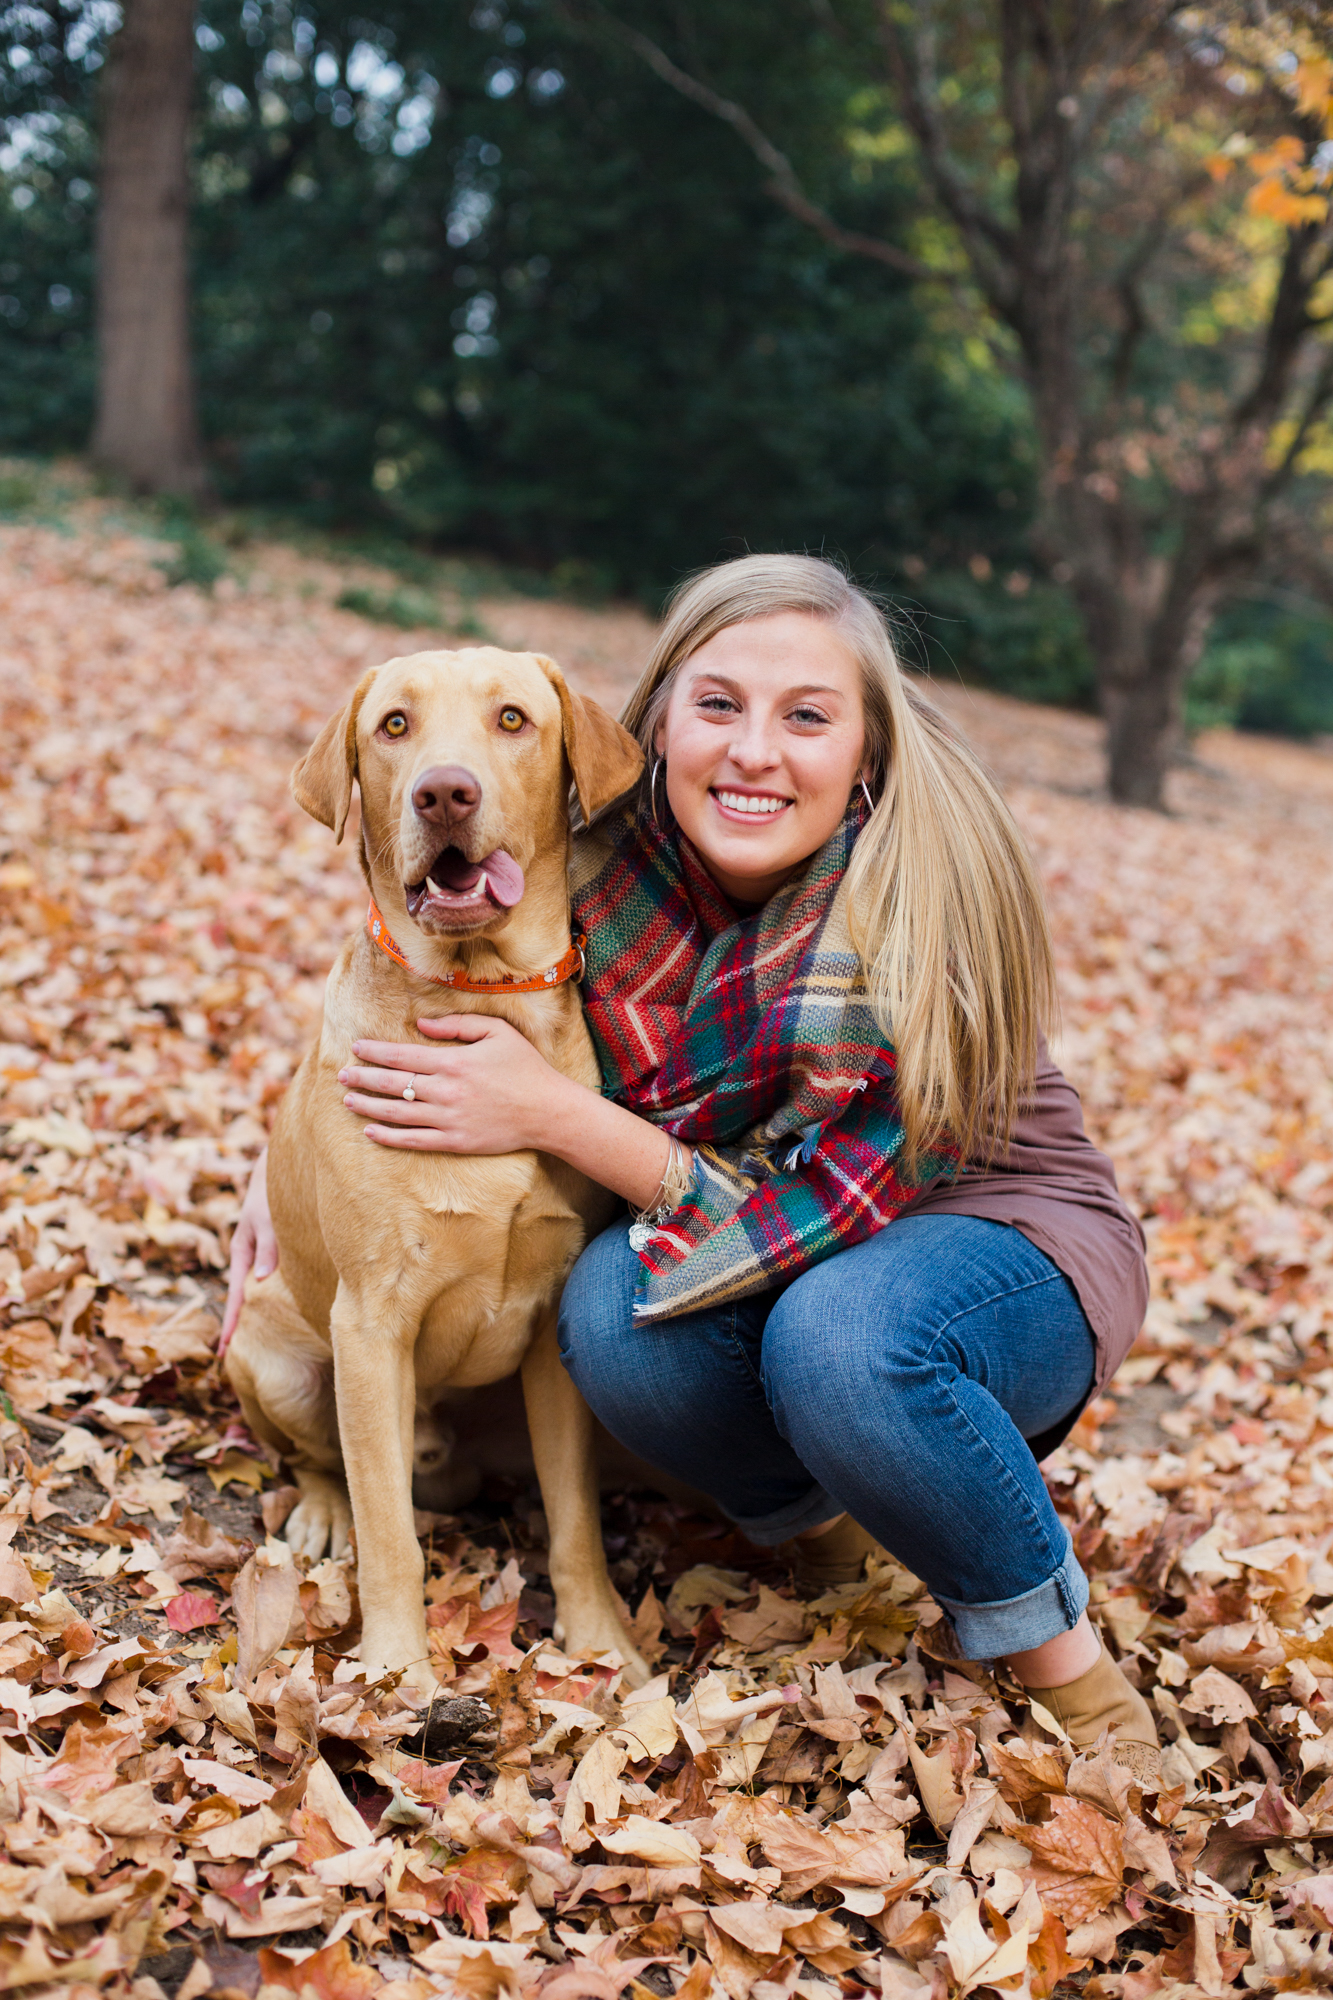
[256, 1939, 382, 1999]
[1017, 1794, 1126, 1924]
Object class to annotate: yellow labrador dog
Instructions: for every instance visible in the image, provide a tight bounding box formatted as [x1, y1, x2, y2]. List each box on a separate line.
[225, 646, 647, 1697]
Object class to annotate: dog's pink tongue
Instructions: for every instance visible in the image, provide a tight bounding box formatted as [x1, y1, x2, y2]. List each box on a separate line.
[481, 849, 525, 907]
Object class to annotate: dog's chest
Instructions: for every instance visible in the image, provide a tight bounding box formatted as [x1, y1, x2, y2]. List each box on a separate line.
[410, 1165, 586, 1388]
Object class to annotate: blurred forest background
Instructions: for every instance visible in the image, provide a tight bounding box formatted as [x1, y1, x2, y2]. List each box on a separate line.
[3, 0, 1333, 804]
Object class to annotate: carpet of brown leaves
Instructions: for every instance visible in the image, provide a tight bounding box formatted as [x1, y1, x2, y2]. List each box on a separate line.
[2, 499, 1333, 2000]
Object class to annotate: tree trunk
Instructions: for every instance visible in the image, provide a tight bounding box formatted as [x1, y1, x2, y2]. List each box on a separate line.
[1100, 675, 1178, 810]
[91, 0, 206, 497]
[1050, 495, 1210, 812]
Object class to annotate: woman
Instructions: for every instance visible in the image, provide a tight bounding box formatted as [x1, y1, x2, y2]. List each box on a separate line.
[223, 555, 1155, 1774]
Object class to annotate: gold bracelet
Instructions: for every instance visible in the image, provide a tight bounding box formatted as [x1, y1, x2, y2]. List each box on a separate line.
[628, 1135, 693, 1250]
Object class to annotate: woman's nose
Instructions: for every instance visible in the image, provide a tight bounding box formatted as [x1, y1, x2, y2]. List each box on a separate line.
[725, 720, 782, 770]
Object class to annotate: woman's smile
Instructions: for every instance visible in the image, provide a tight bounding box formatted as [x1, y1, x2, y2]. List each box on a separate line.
[710, 786, 794, 820]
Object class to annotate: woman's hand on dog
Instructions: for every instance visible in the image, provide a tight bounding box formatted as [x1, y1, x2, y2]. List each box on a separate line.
[340, 1016, 688, 1211]
[220, 1147, 278, 1356]
[340, 1014, 574, 1155]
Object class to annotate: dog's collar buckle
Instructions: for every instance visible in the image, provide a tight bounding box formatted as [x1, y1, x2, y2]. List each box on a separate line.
[366, 899, 586, 994]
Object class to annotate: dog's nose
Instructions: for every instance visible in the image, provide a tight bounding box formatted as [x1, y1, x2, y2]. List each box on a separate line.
[412, 765, 481, 828]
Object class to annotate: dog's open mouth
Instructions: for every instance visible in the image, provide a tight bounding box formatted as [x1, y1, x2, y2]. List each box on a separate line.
[405, 845, 526, 925]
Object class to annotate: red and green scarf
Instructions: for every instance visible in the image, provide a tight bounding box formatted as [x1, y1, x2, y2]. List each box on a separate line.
[570, 801, 955, 1321]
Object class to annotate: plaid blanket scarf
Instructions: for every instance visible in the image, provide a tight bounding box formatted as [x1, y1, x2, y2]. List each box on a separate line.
[570, 800, 955, 1321]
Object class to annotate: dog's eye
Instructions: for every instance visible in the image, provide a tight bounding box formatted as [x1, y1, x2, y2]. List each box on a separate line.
[381, 712, 408, 738]
[498, 707, 525, 733]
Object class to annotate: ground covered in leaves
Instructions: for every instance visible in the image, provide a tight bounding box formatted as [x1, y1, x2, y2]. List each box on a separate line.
[1, 484, 1333, 2000]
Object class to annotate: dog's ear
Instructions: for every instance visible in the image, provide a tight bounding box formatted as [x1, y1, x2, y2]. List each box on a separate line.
[536, 655, 644, 823]
[290, 667, 378, 841]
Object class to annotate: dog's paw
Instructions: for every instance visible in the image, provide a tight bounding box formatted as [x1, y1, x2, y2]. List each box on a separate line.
[359, 1629, 438, 1706]
[553, 1607, 651, 1689]
[286, 1479, 352, 1562]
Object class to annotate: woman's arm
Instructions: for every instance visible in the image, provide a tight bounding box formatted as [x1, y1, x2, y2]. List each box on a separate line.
[219, 1147, 278, 1355]
[339, 1013, 688, 1212]
[214, 1021, 688, 1356]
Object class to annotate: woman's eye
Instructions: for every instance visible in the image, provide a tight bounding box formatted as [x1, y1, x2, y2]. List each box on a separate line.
[789, 706, 829, 727]
[499, 707, 526, 733]
[382, 712, 408, 737]
[697, 695, 739, 715]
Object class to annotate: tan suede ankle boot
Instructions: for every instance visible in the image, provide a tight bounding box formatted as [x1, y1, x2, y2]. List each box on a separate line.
[1024, 1638, 1161, 1785]
[780, 1515, 882, 1591]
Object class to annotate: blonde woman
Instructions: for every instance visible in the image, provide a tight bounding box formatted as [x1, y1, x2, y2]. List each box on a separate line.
[225, 554, 1154, 1772]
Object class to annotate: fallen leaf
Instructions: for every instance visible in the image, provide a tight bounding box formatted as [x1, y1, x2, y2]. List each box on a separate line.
[166, 1590, 219, 1632]
[232, 1546, 302, 1684]
[1019, 1795, 1125, 1923]
[598, 1816, 702, 1867]
[255, 1940, 382, 1999]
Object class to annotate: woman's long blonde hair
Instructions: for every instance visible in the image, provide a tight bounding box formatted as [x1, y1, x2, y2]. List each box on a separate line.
[619, 553, 1057, 1170]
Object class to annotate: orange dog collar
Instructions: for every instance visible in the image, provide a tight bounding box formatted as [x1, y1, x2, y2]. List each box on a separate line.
[366, 899, 585, 993]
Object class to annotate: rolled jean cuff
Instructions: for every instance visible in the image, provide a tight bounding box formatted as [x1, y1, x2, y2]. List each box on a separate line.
[935, 1532, 1089, 1661]
[726, 1481, 842, 1547]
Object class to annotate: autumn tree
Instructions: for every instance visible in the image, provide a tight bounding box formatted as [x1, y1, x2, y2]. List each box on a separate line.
[91, 0, 206, 496]
[602, 2, 1333, 807]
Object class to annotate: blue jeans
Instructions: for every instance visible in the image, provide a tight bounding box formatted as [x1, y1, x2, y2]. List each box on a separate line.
[558, 1213, 1096, 1660]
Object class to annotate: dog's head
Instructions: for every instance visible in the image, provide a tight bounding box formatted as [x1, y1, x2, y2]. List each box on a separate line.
[291, 648, 642, 938]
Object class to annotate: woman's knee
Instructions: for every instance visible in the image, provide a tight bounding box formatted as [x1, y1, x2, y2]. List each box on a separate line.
[762, 1252, 923, 1397]
[759, 1218, 1095, 1457]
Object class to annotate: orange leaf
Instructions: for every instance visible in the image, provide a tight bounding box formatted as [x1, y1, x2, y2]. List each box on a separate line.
[461, 1598, 523, 1665]
[1020, 1796, 1125, 1924]
[1249, 136, 1306, 176]
[1295, 56, 1333, 120]
[394, 1756, 465, 1804]
[35, 1718, 143, 1803]
[488, 1651, 541, 1767]
[1029, 1910, 1089, 2000]
[291, 1810, 350, 1866]
[437, 1875, 494, 1941]
[256, 1940, 380, 1999]
[1247, 179, 1329, 227]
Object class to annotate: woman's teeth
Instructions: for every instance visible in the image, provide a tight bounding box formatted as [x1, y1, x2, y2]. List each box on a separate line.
[714, 791, 789, 816]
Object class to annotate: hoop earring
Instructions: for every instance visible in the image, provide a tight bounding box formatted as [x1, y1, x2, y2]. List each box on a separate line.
[859, 778, 875, 815]
[650, 756, 664, 825]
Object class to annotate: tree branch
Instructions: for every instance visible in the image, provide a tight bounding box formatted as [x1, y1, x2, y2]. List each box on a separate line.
[1233, 200, 1333, 432]
[1102, 172, 1209, 401]
[1263, 338, 1333, 498]
[579, 9, 944, 283]
[1111, 273, 1149, 398]
[874, 2, 1021, 324]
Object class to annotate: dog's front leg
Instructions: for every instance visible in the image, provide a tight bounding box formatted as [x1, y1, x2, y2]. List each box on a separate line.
[330, 1284, 435, 1702]
[521, 1312, 649, 1687]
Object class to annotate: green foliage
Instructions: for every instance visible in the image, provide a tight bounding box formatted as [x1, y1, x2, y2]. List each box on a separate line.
[8, 1, 1330, 744]
[906, 570, 1097, 710]
[1188, 600, 1333, 739]
[0, 0, 1033, 602]
[0, 464, 39, 514]
[335, 581, 489, 636]
[157, 505, 230, 591]
[0, 4, 99, 448]
[1186, 640, 1278, 735]
[336, 583, 440, 627]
